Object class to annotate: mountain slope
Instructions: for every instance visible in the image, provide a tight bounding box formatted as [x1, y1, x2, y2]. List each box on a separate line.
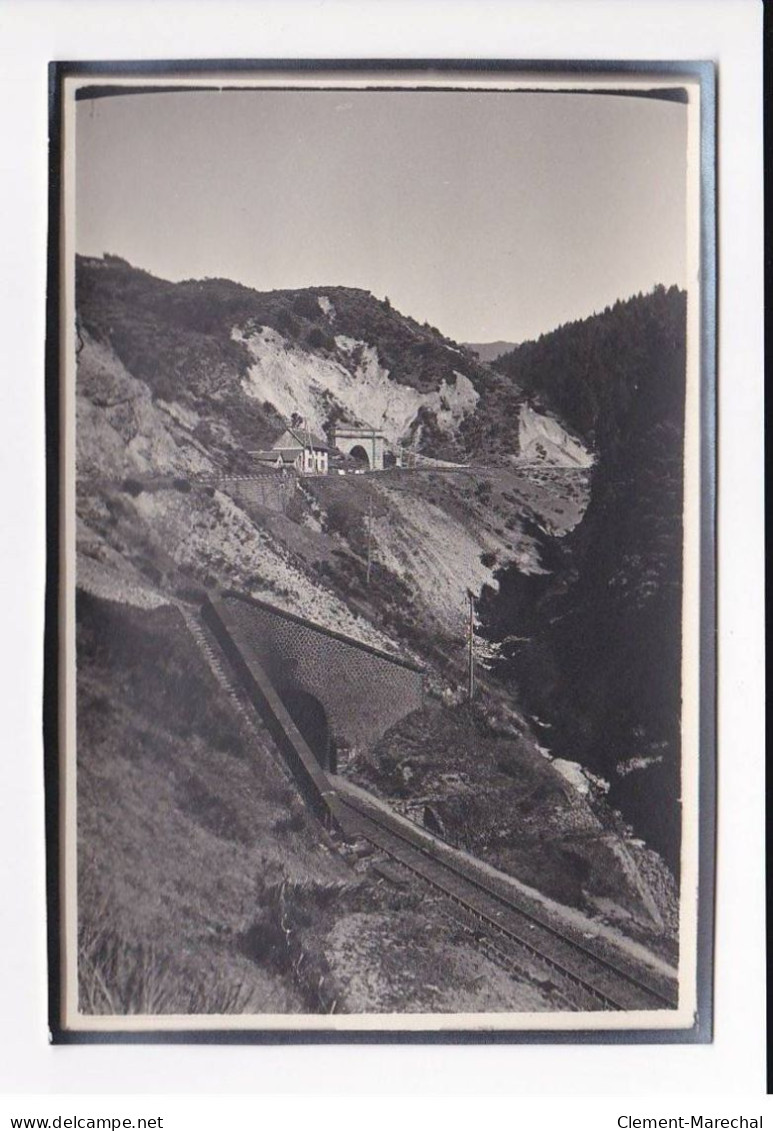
[74, 254, 588, 657]
[77, 591, 558, 1015]
[493, 284, 685, 455]
[74, 258, 680, 977]
[76, 255, 521, 468]
[479, 286, 687, 871]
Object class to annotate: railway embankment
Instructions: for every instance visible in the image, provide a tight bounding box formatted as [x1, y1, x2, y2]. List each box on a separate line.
[332, 777, 678, 997]
[189, 599, 678, 1012]
[77, 589, 566, 1016]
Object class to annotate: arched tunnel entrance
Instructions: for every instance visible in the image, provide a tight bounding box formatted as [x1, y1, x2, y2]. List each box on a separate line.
[284, 687, 337, 773]
[348, 444, 370, 469]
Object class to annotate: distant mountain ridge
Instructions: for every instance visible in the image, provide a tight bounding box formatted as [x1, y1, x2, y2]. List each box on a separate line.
[463, 341, 519, 363]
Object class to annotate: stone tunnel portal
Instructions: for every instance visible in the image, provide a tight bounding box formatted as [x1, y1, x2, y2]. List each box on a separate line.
[348, 444, 370, 468]
[283, 687, 336, 772]
[330, 425, 385, 471]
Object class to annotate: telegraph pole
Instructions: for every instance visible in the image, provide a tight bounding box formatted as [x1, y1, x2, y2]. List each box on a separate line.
[304, 417, 313, 474]
[366, 486, 373, 586]
[467, 589, 475, 701]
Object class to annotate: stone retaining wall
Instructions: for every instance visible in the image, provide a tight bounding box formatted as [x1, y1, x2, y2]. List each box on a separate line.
[209, 591, 424, 755]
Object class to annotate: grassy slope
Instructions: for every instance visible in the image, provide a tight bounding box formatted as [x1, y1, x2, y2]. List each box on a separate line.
[77, 591, 339, 1013]
[76, 591, 559, 1015]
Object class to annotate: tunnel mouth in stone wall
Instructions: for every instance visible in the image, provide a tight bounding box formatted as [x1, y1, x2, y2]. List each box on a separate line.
[281, 685, 336, 773]
[348, 444, 370, 469]
[212, 590, 425, 764]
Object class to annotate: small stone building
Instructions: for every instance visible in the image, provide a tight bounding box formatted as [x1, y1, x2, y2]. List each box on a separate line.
[252, 427, 329, 475]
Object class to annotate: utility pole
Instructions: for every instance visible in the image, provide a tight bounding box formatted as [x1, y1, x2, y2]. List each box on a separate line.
[304, 417, 313, 474]
[366, 486, 373, 586]
[467, 589, 475, 702]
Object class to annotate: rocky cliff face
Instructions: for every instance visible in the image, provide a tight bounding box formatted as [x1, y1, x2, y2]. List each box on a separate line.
[77, 331, 217, 479]
[517, 404, 594, 468]
[234, 324, 480, 448]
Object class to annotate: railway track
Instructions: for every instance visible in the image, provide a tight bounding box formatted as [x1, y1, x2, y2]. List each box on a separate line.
[332, 788, 679, 1014]
[184, 604, 678, 1016]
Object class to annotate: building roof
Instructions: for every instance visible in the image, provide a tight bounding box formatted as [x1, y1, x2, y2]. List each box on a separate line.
[273, 427, 330, 452]
[252, 449, 300, 464]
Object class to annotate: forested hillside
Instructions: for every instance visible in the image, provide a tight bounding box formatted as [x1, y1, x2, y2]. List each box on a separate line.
[494, 285, 686, 455]
[480, 286, 687, 872]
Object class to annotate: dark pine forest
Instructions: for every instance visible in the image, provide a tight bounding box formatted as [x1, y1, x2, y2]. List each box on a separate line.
[479, 285, 687, 872]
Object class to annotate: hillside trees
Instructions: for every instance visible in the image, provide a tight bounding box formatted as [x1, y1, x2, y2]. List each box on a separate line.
[478, 285, 687, 872]
[494, 284, 685, 455]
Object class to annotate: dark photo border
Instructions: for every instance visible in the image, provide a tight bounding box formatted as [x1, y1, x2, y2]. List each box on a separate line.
[45, 58, 717, 1045]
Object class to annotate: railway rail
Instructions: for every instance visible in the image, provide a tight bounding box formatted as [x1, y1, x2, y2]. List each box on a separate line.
[188, 602, 679, 1017]
[331, 788, 679, 1014]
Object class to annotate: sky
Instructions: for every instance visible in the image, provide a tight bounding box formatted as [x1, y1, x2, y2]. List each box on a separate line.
[76, 87, 688, 344]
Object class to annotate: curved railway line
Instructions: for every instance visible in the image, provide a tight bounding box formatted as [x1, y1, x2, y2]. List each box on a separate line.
[331, 788, 679, 1014]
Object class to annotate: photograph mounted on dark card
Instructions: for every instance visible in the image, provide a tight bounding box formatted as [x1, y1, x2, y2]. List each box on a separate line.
[46, 62, 715, 1038]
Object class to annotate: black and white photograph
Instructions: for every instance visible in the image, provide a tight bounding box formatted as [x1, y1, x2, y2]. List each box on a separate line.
[51, 64, 712, 1036]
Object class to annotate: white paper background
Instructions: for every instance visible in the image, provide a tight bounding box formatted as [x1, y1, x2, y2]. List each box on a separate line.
[0, 0, 764, 1106]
